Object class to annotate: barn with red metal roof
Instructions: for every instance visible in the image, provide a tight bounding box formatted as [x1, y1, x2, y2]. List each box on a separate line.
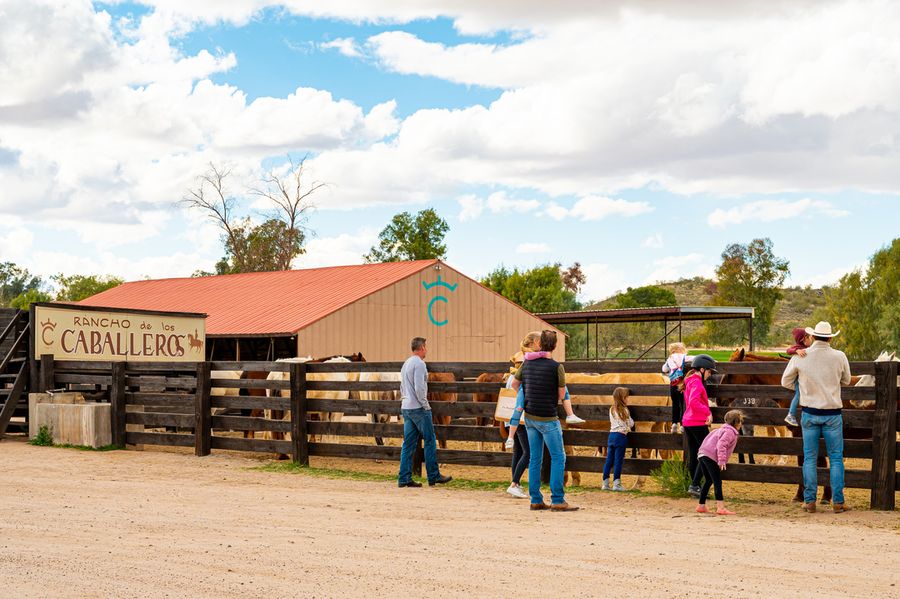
[79, 260, 563, 361]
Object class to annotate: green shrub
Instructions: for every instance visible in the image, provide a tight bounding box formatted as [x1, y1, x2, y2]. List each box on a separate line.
[30, 424, 53, 446]
[650, 455, 691, 497]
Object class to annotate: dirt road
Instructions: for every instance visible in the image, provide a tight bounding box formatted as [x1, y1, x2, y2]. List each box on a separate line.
[1, 440, 897, 598]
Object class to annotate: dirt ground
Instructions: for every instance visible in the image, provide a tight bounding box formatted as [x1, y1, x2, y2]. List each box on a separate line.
[1, 438, 898, 599]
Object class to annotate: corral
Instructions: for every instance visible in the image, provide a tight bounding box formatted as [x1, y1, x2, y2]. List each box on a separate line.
[34, 354, 900, 510]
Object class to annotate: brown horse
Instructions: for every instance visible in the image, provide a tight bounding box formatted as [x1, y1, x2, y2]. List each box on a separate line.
[428, 372, 457, 450]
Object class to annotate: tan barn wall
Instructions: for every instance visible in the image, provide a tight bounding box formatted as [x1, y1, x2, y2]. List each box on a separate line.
[296, 263, 564, 362]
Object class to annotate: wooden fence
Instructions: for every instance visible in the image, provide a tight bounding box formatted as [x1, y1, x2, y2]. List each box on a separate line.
[38, 356, 899, 510]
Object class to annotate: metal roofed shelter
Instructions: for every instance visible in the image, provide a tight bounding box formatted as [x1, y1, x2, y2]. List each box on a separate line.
[535, 305, 755, 360]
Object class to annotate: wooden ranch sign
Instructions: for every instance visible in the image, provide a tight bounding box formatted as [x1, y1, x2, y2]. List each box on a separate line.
[34, 304, 207, 362]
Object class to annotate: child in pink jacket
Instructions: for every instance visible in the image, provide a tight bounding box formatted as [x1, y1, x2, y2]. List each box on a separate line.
[680, 354, 717, 497]
[695, 410, 745, 516]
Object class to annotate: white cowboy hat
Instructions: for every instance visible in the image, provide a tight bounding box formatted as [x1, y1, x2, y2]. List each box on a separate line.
[805, 321, 840, 338]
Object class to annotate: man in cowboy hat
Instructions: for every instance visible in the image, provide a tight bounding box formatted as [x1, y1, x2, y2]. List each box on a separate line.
[781, 321, 852, 513]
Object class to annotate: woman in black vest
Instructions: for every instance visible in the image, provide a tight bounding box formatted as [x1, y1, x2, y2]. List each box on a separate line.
[510, 330, 579, 512]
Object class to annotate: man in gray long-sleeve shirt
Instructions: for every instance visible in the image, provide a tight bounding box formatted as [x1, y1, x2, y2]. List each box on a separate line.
[397, 337, 451, 488]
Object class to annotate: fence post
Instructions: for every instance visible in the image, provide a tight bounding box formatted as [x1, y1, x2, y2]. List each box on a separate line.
[110, 361, 127, 447]
[194, 362, 211, 457]
[870, 360, 897, 510]
[291, 361, 309, 466]
[39, 354, 54, 393]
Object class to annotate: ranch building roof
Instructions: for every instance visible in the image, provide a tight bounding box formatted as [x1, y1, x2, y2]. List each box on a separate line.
[79, 260, 443, 337]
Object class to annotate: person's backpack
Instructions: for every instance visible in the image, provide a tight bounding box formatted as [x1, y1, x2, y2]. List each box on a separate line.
[668, 356, 686, 386]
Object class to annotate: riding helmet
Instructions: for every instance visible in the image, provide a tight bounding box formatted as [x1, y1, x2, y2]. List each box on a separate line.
[690, 354, 718, 373]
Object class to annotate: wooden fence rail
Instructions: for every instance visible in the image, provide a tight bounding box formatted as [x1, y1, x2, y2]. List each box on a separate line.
[41, 357, 899, 510]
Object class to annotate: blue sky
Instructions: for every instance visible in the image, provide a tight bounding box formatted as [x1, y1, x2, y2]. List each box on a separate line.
[1, 1, 898, 302]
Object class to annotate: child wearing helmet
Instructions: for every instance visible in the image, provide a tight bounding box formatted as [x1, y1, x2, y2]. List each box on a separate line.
[680, 353, 718, 498]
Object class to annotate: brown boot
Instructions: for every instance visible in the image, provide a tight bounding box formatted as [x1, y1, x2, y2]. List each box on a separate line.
[550, 502, 580, 512]
[530, 503, 549, 511]
[833, 503, 852, 513]
[802, 502, 816, 513]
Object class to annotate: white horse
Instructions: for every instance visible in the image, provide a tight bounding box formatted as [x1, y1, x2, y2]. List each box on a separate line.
[852, 351, 899, 408]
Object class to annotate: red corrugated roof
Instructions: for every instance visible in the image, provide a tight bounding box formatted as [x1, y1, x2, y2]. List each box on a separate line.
[78, 260, 438, 336]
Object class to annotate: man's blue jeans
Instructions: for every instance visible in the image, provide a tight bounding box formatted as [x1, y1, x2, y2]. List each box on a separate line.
[801, 412, 845, 504]
[398, 408, 440, 484]
[525, 418, 566, 505]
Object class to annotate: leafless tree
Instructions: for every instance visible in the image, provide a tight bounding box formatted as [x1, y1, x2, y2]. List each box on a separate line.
[248, 156, 326, 270]
[182, 158, 325, 274]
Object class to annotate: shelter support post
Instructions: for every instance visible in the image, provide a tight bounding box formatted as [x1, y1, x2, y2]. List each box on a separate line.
[663, 319, 668, 361]
[748, 317, 754, 351]
[870, 360, 897, 510]
[585, 320, 590, 360]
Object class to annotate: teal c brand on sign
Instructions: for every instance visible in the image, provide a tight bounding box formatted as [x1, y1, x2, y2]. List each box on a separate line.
[422, 275, 457, 326]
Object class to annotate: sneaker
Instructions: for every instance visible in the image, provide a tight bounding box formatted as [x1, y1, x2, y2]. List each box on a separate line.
[688, 485, 701, 499]
[715, 508, 736, 516]
[506, 483, 528, 499]
[784, 414, 799, 427]
[695, 505, 709, 514]
[613, 479, 625, 492]
[504, 437, 514, 450]
[601, 479, 610, 491]
[565, 414, 586, 425]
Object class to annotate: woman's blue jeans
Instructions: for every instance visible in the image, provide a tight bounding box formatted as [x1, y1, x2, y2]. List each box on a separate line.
[525, 418, 566, 505]
[801, 412, 845, 504]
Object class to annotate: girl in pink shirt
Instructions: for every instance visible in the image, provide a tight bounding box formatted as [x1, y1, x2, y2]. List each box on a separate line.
[679, 354, 718, 497]
[696, 410, 745, 516]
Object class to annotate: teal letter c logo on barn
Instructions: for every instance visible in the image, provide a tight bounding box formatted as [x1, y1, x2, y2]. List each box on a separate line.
[422, 276, 457, 327]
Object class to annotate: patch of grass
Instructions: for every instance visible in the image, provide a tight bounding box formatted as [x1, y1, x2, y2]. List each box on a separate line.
[29, 425, 120, 451]
[650, 455, 692, 498]
[52, 443, 120, 452]
[29, 424, 54, 446]
[255, 462, 591, 494]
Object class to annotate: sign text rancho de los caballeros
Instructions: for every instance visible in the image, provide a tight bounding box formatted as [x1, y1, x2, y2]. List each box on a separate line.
[33, 303, 207, 362]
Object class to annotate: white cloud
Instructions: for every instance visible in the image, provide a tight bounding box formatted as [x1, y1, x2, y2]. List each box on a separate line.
[707, 199, 851, 228]
[515, 242, 550, 254]
[645, 253, 715, 284]
[292, 229, 378, 269]
[642, 233, 664, 248]
[541, 196, 654, 221]
[579, 262, 630, 302]
[457, 195, 484, 221]
[486, 191, 540, 214]
[320, 37, 363, 58]
[788, 264, 864, 288]
[456, 190, 539, 221]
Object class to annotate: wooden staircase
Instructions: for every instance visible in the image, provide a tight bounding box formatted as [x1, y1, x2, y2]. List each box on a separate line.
[0, 310, 29, 437]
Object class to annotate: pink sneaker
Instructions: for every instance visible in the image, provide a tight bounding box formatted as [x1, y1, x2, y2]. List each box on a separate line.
[695, 505, 708, 514]
[716, 508, 736, 516]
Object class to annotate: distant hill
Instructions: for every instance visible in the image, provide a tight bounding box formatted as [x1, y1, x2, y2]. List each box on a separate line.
[587, 277, 826, 349]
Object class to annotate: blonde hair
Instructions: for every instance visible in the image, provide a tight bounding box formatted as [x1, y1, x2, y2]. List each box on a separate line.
[521, 331, 542, 354]
[724, 410, 745, 428]
[611, 387, 631, 422]
[669, 342, 687, 355]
